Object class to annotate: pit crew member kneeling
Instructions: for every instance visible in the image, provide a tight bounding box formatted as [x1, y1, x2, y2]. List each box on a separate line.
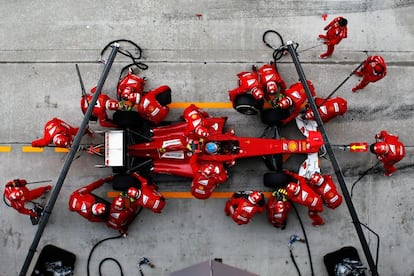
[225, 191, 266, 225]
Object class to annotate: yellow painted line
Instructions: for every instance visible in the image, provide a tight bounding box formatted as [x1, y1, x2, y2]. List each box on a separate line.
[108, 191, 273, 199]
[22, 146, 44, 153]
[169, 102, 233, 109]
[0, 146, 12, 152]
[55, 147, 70, 153]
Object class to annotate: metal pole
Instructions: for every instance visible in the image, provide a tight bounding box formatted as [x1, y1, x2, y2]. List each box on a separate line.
[19, 44, 119, 276]
[286, 41, 378, 276]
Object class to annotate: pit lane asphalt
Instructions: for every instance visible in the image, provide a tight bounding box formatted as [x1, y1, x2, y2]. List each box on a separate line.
[1, 1, 414, 275]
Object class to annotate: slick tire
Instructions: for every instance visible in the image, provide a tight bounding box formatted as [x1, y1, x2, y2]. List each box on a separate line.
[112, 173, 141, 191]
[263, 172, 292, 189]
[234, 94, 264, 115]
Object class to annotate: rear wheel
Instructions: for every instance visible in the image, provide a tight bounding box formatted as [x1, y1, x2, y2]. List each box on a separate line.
[113, 110, 143, 129]
[263, 172, 292, 189]
[234, 94, 264, 115]
[112, 173, 141, 191]
[155, 87, 172, 106]
[263, 154, 283, 172]
[260, 108, 289, 127]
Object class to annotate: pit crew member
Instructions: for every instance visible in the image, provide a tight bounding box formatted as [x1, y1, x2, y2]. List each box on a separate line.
[81, 87, 119, 128]
[4, 179, 52, 222]
[267, 188, 292, 229]
[308, 173, 343, 209]
[370, 130, 405, 176]
[303, 97, 348, 123]
[31, 117, 92, 148]
[352, 55, 387, 92]
[225, 191, 266, 225]
[229, 69, 264, 102]
[318, 16, 348, 59]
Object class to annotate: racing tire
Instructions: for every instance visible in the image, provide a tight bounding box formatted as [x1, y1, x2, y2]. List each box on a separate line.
[112, 173, 141, 191]
[155, 87, 172, 106]
[234, 94, 264, 115]
[113, 110, 143, 129]
[263, 154, 283, 172]
[260, 108, 289, 127]
[263, 172, 292, 189]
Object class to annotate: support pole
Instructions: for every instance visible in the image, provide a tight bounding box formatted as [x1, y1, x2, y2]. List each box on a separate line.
[19, 44, 119, 276]
[286, 41, 378, 276]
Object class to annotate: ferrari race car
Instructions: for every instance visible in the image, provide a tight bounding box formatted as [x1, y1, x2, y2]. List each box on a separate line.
[101, 108, 325, 199]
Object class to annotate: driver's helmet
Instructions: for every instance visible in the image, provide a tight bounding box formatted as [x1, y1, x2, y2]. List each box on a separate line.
[53, 134, 69, 148]
[106, 99, 119, 110]
[370, 142, 389, 155]
[91, 203, 106, 216]
[266, 81, 278, 94]
[248, 191, 263, 205]
[205, 142, 219, 154]
[113, 197, 126, 210]
[278, 97, 292, 109]
[9, 189, 23, 201]
[287, 182, 300, 196]
[127, 187, 141, 200]
[310, 173, 325, 187]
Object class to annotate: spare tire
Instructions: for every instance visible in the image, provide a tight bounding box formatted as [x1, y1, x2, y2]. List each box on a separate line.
[234, 94, 264, 115]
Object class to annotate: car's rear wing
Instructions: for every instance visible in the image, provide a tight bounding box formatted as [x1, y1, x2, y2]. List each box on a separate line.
[104, 130, 125, 167]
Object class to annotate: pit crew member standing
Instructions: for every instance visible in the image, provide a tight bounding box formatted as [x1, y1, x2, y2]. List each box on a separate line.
[68, 176, 113, 222]
[318, 16, 348, 59]
[276, 80, 316, 125]
[32, 117, 92, 148]
[370, 130, 405, 176]
[352, 55, 387, 92]
[308, 173, 343, 209]
[4, 179, 52, 220]
[284, 171, 324, 226]
[225, 191, 266, 225]
[267, 188, 292, 229]
[81, 87, 120, 128]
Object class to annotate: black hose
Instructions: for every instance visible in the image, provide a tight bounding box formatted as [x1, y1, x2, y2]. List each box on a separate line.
[87, 234, 124, 276]
[98, 257, 124, 276]
[291, 201, 315, 276]
[289, 249, 302, 276]
[350, 161, 380, 197]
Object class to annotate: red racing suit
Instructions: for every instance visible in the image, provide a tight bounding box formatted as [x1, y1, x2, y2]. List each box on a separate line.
[182, 104, 226, 139]
[31, 117, 82, 148]
[224, 191, 266, 225]
[130, 173, 166, 213]
[309, 175, 343, 209]
[284, 171, 324, 226]
[267, 188, 292, 229]
[190, 159, 228, 199]
[68, 176, 113, 222]
[319, 16, 348, 58]
[279, 81, 316, 125]
[4, 179, 52, 218]
[303, 97, 348, 123]
[229, 71, 264, 102]
[117, 71, 146, 103]
[258, 63, 287, 99]
[106, 194, 140, 234]
[81, 89, 119, 128]
[136, 85, 171, 125]
[352, 56, 387, 92]
[374, 130, 405, 176]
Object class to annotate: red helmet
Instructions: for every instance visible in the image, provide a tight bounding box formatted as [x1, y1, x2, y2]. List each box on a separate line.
[91, 203, 106, 215]
[278, 97, 292, 109]
[127, 187, 141, 200]
[374, 64, 384, 74]
[53, 134, 69, 147]
[9, 189, 23, 201]
[287, 182, 300, 196]
[106, 99, 119, 110]
[370, 142, 389, 155]
[251, 87, 264, 100]
[310, 173, 324, 187]
[114, 197, 125, 210]
[248, 191, 263, 205]
[266, 81, 278, 94]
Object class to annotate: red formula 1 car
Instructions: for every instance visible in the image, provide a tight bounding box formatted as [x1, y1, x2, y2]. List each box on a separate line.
[102, 107, 325, 199]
